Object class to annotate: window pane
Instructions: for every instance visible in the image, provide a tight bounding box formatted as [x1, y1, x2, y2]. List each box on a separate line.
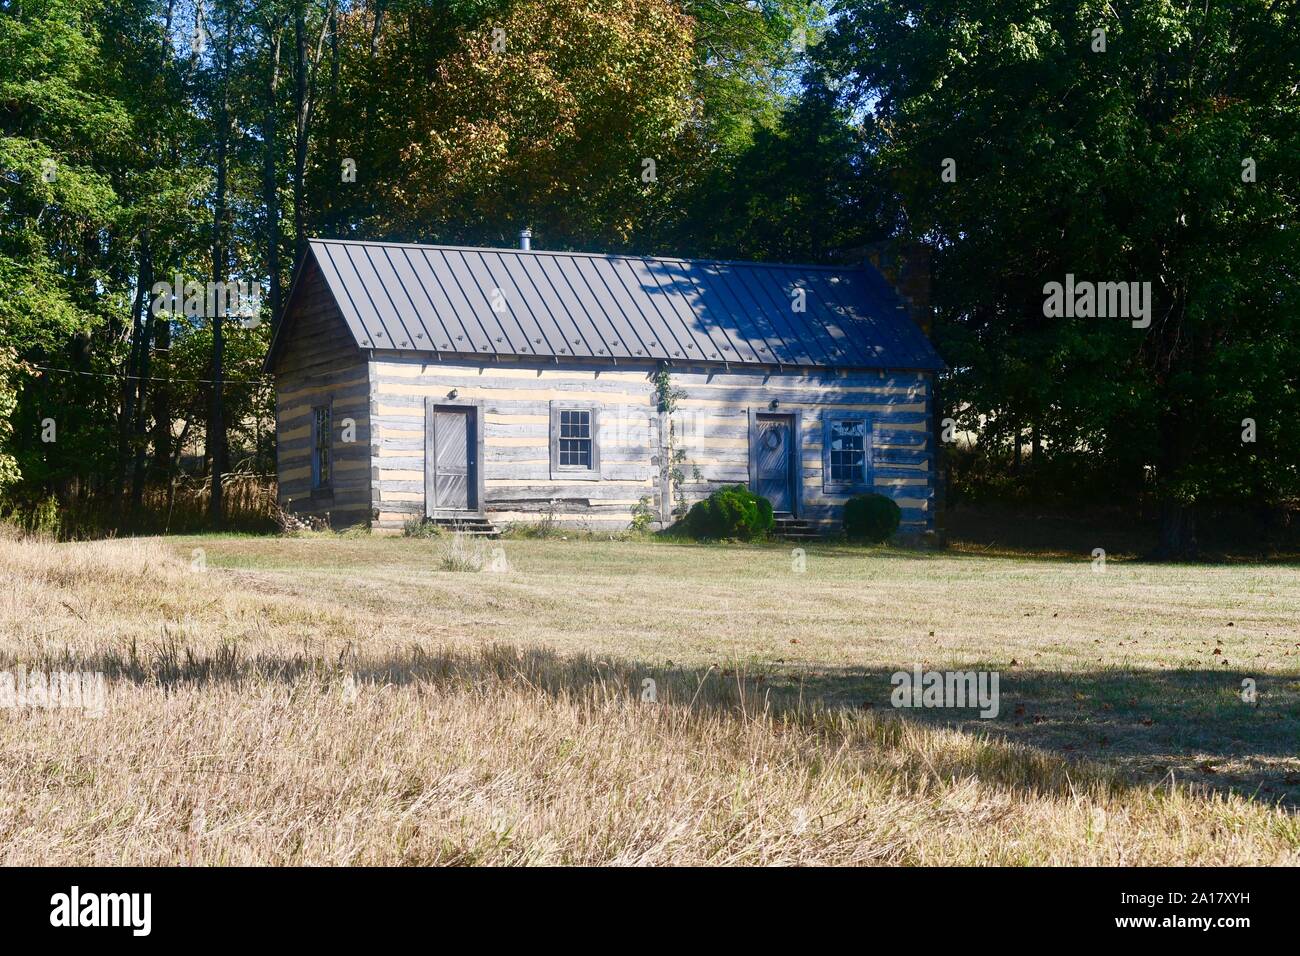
[561, 410, 590, 438]
[829, 419, 865, 484]
[557, 409, 593, 468]
[559, 438, 590, 467]
[314, 405, 331, 487]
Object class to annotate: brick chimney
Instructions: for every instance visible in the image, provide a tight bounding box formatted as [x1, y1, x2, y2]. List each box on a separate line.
[865, 241, 933, 338]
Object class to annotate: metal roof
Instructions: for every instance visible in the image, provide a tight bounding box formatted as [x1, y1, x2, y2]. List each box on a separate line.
[274, 238, 944, 371]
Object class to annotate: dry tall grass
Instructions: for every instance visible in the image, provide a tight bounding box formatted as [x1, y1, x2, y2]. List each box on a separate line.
[1, 535, 1297, 865]
[1, 474, 278, 539]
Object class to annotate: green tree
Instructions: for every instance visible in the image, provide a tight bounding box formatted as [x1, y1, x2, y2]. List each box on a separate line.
[0, 0, 128, 493]
[819, 0, 1300, 555]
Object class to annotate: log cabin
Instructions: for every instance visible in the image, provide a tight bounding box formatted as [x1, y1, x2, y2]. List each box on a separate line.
[263, 236, 945, 537]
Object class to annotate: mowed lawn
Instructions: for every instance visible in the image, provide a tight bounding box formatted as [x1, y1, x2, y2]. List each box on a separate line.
[1, 531, 1298, 865]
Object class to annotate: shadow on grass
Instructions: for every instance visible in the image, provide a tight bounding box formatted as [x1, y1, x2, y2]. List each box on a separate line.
[785, 661, 1300, 804]
[5, 636, 1298, 809]
[946, 504, 1300, 564]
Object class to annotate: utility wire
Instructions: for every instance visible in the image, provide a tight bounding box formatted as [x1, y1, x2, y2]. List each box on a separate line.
[25, 363, 271, 387]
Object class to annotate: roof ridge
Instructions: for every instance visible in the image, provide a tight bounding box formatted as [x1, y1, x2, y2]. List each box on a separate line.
[307, 237, 863, 273]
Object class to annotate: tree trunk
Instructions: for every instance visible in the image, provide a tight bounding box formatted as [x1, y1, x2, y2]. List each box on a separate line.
[129, 242, 155, 514]
[1157, 500, 1197, 560]
[293, 2, 308, 267]
[370, 0, 385, 56]
[115, 243, 151, 507]
[149, 314, 172, 486]
[209, 10, 233, 528]
[1154, 407, 1197, 560]
[264, 31, 283, 334]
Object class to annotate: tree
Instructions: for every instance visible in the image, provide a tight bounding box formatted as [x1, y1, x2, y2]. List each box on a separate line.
[310, 0, 699, 250]
[818, 0, 1300, 556]
[0, 0, 128, 495]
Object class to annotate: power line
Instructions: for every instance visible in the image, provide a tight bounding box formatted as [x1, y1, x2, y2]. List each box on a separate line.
[25, 363, 271, 387]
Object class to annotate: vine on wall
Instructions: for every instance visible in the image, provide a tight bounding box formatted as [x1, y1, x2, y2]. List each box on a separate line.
[652, 365, 694, 519]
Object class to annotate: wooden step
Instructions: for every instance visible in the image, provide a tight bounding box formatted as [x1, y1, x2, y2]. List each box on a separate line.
[429, 516, 500, 538]
[773, 517, 820, 541]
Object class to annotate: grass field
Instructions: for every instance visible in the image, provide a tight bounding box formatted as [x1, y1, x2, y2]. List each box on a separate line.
[1, 530, 1298, 865]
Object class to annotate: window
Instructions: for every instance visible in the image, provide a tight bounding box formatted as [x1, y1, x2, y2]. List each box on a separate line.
[829, 420, 866, 483]
[550, 403, 601, 479]
[823, 417, 870, 491]
[559, 409, 592, 467]
[312, 404, 332, 490]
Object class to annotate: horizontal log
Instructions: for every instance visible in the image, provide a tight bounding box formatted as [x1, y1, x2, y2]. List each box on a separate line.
[488, 510, 637, 525]
[278, 434, 371, 457]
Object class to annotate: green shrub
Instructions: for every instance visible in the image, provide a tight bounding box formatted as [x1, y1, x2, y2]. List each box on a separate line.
[685, 485, 774, 540]
[842, 493, 901, 543]
[402, 517, 442, 538]
[629, 496, 656, 533]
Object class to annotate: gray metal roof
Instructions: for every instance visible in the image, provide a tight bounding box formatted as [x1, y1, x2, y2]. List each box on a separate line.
[279, 238, 944, 371]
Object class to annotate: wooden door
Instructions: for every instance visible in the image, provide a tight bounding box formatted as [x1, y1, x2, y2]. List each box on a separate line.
[754, 414, 794, 513]
[426, 406, 476, 514]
